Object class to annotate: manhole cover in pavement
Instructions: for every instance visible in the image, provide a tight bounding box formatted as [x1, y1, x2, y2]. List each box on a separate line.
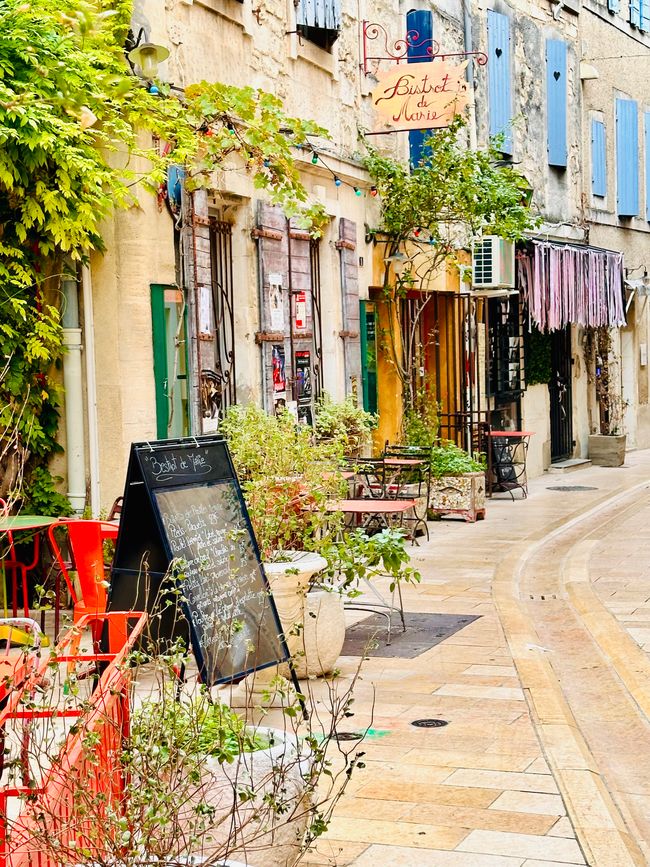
[411, 719, 448, 728]
[546, 485, 598, 492]
[333, 732, 364, 741]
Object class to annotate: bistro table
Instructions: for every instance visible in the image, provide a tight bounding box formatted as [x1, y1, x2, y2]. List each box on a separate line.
[326, 497, 416, 533]
[0, 516, 58, 619]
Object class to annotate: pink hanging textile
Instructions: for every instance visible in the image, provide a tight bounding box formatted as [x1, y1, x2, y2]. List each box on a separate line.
[517, 240, 625, 332]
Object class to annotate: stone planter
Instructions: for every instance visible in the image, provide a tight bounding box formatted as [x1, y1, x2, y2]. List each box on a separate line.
[428, 472, 486, 522]
[293, 587, 346, 679]
[588, 433, 626, 467]
[230, 551, 327, 706]
[186, 726, 310, 867]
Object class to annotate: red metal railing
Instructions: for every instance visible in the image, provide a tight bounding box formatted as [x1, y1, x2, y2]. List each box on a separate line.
[0, 611, 146, 866]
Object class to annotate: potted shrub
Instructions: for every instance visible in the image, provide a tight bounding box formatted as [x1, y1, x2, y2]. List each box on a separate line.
[587, 327, 627, 467]
[314, 393, 377, 458]
[8, 647, 366, 867]
[428, 442, 486, 522]
[220, 405, 346, 692]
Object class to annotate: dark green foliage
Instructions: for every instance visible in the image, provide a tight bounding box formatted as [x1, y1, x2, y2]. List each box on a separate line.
[525, 328, 553, 387]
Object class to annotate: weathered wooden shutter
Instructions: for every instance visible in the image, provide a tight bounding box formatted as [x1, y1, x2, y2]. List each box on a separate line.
[630, 0, 641, 26]
[591, 119, 607, 198]
[487, 10, 513, 155]
[406, 9, 434, 168]
[616, 98, 639, 217]
[645, 112, 650, 220]
[546, 40, 567, 168]
[608, 0, 620, 12]
[297, 0, 341, 31]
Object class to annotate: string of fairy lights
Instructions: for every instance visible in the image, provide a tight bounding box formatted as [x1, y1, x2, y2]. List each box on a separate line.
[305, 144, 378, 198]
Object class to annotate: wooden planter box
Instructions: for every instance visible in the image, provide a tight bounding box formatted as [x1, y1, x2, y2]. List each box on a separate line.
[428, 472, 486, 522]
[588, 434, 626, 467]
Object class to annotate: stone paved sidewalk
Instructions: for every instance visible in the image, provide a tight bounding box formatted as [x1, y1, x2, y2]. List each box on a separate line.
[303, 450, 650, 866]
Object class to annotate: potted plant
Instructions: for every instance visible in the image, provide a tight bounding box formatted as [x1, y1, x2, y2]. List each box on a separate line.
[314, 393, 377, 458]
[428, 441, 486, 522]
[587, 327, 627, 467]
[7, 645, 366, 867]
[220, 405, 346, 692]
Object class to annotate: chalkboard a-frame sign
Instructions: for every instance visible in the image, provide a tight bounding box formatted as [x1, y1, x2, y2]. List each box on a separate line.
[107, 436, 289, 687]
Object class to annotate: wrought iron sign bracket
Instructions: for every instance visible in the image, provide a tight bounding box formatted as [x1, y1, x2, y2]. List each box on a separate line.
[361, 20, 488, 76]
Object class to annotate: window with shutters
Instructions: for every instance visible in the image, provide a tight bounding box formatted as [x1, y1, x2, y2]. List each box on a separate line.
[546, 39, 567, 168]
[591, 119, 607, 198]
[406, 9, 433, 168]
[296, 0, 341, 50]
[487, 10, 513, 156]
[630, 0, 650, 28]
[616, 97, 639, 217]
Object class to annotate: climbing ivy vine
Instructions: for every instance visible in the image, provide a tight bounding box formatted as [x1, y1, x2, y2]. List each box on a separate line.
[0, 0, 329, 511]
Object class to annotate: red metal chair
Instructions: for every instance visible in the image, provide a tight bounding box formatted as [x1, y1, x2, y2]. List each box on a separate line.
[0, 499, 30, 619]
[47, 520, 119, 639]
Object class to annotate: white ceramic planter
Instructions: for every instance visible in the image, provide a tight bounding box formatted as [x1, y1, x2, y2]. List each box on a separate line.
[293, 587, 346, 679]
[230, 552, 327, 706]
[184, 726, 311, 867]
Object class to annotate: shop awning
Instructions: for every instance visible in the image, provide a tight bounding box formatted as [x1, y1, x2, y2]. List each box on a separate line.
[517, 240, 625, 331]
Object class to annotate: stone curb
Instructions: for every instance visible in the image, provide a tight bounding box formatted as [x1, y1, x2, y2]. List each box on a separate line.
[494, 541, 646, 867]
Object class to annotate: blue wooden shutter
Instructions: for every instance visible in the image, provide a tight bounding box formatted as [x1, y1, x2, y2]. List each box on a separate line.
[630, 0, 641, 27]
[608, 0, 620, 12]
[616, 98, 639, 216]
[591, 120, 607, 197]
[406, 9, 433, 168]
[645, 111, 650, 220]
[297, 0, 341, 30]
[641, 0, 650, 31]
[487, 10, 512, 155]
[546, 39, 567, 168]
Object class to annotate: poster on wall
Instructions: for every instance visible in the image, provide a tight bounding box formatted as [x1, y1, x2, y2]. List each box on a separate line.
[268, 274, 284, 332]
[294, 291, 307, 330]
[272, 344, 286, 413]
[295, 350, 312, 425]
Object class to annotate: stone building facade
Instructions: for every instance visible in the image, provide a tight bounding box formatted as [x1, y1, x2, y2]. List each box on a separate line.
[57, 0, 650, 511]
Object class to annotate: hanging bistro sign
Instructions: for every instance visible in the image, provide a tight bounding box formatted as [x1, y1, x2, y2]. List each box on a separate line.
[371, 59, 470, 132]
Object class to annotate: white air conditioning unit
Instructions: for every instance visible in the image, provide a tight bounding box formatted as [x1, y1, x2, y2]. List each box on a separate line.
[472, 236, 515, 288]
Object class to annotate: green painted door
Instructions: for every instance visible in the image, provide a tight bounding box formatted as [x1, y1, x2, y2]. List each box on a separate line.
[151, 285, 189, 439]
[359, 300, 378, 415]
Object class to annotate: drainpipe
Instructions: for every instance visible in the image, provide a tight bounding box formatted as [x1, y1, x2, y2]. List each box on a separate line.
[81, 264, 101, 516]
[61, 276, 86, 514]
[463, 0, 478, 151]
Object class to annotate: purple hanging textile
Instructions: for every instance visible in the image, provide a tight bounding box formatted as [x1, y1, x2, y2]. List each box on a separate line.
[517, 240, 625, 332]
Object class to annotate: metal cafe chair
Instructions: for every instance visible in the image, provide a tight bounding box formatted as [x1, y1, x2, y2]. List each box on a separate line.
[0, 499, 29, 620]
[47, 520, 119, 641]
[382, 445, 432, 541]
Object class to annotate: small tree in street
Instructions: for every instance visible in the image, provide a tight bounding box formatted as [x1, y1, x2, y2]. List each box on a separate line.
[364, 120, 537, 410]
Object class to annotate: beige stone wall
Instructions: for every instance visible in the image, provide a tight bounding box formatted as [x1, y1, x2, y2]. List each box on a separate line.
[580, 0, 650, 449]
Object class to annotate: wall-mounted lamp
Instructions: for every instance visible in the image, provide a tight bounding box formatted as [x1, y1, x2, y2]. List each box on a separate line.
[579, 61, 599, 81]
[384, 251, 411, 277]
[126, 28, 170, 82]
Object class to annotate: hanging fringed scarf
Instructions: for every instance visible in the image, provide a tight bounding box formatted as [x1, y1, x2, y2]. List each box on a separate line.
[517, 240, 625, 332]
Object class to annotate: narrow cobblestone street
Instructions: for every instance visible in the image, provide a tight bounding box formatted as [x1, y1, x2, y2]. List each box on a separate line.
[303, 452, 650, 866]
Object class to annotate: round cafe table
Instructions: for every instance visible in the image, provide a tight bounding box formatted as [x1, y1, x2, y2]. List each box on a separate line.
[0, 515, 59, 619]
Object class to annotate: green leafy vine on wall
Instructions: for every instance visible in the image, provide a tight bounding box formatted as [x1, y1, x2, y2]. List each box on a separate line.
[0, 0, 331, 512]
